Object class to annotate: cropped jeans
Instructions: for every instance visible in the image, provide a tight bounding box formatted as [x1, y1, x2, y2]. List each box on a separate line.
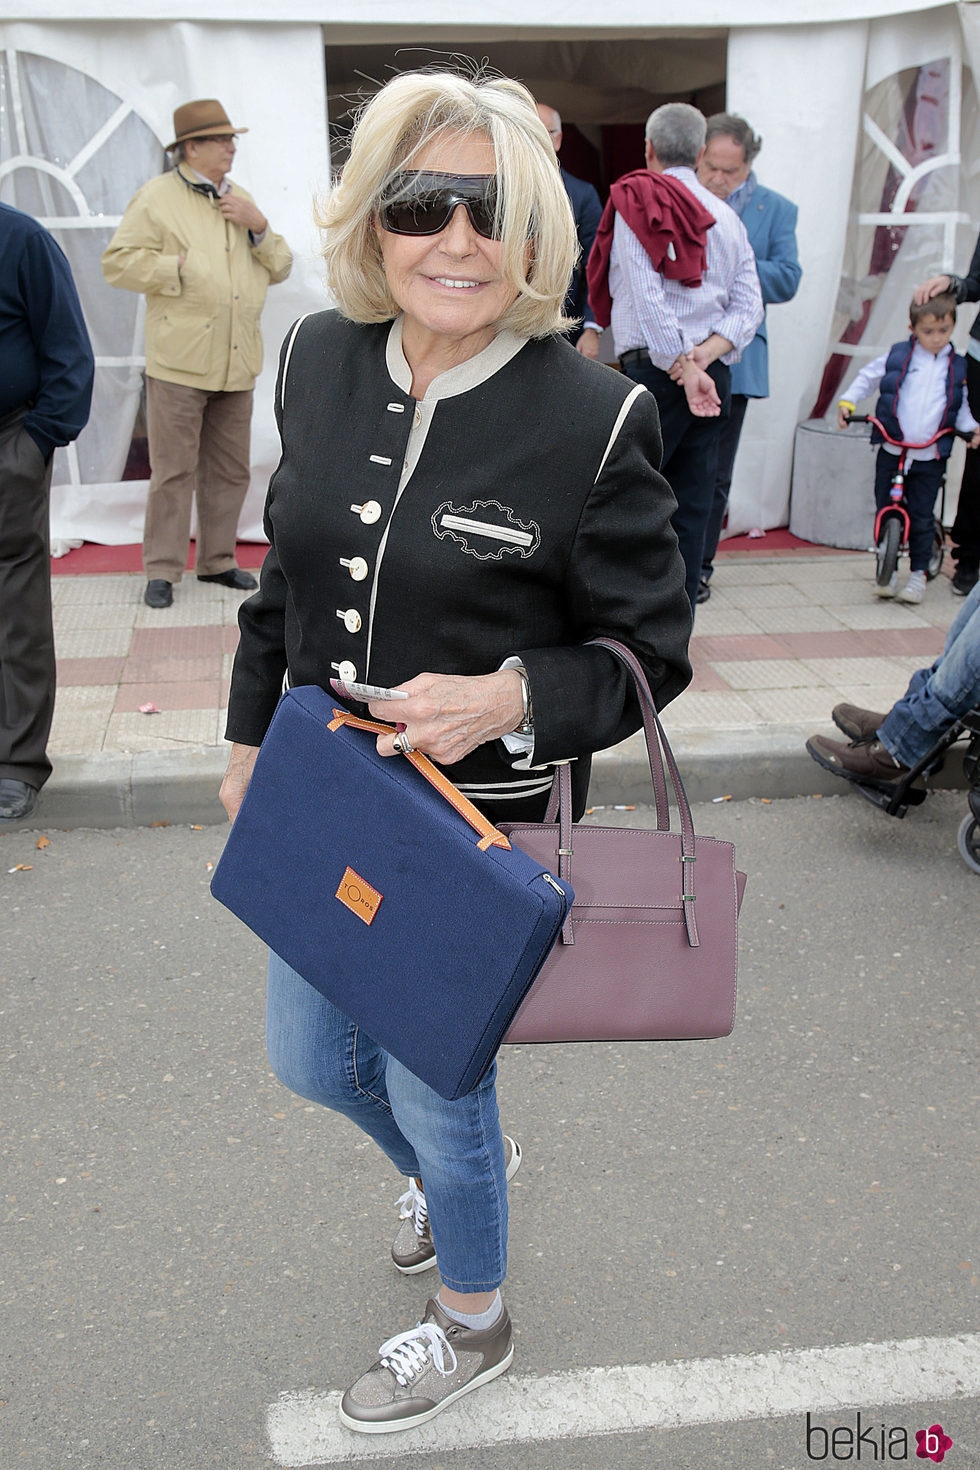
[879, 578, 980, 767]
[265, 948, 508, 1293]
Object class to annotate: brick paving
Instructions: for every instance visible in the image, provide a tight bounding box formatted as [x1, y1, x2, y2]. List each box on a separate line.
[47, 548, 957, 764]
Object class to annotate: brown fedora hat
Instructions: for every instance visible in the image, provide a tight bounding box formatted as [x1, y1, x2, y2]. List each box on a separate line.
[167, 99, 248, 151]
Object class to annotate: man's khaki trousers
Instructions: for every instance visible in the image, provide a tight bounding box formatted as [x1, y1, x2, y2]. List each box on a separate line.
[143, 376, 254, 582]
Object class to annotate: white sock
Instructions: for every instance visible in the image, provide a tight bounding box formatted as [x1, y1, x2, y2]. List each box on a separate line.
[438, 1289, 502, 1331]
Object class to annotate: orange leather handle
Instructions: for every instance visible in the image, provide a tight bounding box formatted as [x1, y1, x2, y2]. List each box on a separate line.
[327, 708, 512, 853]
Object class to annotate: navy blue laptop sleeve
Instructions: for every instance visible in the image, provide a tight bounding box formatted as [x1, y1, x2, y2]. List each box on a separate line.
[211, 685, 572, 1099]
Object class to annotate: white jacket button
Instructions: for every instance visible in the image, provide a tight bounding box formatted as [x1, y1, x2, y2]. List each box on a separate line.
[340, 556, 369, 581]
[338, 608, 362, 633]
[350, 501, 382, 525]
[337, 660, 357, 681]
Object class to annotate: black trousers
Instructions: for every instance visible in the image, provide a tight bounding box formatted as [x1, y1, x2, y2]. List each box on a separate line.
[0, 414, 55, 789]
[621, 356, 731, 612]
[701, 391, 750, 580]
[951, 353, 980, 571]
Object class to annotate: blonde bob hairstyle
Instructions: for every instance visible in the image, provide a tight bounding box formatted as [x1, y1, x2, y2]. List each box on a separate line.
[320, 70, 578, 338]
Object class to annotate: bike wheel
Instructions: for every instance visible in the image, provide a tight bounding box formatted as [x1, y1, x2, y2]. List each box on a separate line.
[876, 516, 902, 586]
[927, 519, 945, 581]
[957, 813, 980, 874]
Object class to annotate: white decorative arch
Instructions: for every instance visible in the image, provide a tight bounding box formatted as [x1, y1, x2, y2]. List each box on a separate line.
[857, 55, 965, 283]
[1, 21, 328, 546]
[814, 45, 975, 411]
[0, 46, 162, 505]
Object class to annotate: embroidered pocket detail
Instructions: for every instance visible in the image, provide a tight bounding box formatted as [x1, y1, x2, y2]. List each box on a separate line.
[432, 499, 541, 561]
[336, 866, 383, 925]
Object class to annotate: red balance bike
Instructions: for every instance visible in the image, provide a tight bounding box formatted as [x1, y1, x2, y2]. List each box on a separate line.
[847, 414, 969, 591]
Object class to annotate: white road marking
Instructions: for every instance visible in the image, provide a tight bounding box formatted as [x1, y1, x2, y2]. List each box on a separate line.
[267, 1330, 980, 1465]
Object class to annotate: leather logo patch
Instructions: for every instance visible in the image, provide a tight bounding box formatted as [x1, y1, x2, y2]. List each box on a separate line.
[336, 866, 382, 925]
[431, 499, 541, 561]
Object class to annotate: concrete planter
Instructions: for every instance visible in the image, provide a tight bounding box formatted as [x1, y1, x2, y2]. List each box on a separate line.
[789, 418, 877, 550]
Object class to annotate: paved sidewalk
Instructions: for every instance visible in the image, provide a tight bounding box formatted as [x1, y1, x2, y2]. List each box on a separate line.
[25, 547, 967, 828]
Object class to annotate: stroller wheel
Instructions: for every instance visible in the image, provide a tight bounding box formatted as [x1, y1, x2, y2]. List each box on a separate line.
[957, 813, 980, 874]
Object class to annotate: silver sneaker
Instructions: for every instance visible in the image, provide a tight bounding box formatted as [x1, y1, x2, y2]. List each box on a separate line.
[391, 1135, 522, 1275]
[874, 571, 899, 598]
[339, 1296, 513, 1433]
[898, 570, 927, 604]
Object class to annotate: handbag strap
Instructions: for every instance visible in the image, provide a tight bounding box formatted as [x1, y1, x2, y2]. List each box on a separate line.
[326, 708, 513, 853]
[543, 762, 576, 944]
[544, 648, 670, 832]
[544, 638, 699, 947]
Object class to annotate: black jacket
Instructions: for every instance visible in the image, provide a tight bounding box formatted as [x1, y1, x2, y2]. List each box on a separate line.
[561, 167, 602, 327]
[953, 233, 980, 348]
[226, 311, 691, 817]
[0, 202, 94, 458]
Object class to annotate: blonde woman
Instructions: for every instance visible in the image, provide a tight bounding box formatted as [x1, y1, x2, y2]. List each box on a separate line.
[220, 69, 691, 1433]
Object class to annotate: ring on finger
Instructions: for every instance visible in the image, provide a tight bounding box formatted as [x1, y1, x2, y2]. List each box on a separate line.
[393, 732, 414, 755]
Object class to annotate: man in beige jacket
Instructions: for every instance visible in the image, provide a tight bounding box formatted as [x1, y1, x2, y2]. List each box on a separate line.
[103, 99, 292, 607]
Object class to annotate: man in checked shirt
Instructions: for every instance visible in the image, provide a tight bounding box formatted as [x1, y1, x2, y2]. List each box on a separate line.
[580, 103, 763, 612]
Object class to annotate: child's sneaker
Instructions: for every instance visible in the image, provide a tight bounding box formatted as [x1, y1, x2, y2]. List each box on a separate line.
[898, 571, 927, 604]
[874, 572, 899, 599]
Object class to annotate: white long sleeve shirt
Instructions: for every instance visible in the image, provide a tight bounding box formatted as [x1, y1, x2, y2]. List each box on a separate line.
[842, 341, 978, 460]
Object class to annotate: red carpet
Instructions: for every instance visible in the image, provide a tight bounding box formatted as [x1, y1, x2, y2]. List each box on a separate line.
[50, 541, 268, 576]
[716, 527, 845, 557]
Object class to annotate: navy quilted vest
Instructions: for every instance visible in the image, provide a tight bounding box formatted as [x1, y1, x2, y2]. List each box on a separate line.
[873, 337, 967, 457]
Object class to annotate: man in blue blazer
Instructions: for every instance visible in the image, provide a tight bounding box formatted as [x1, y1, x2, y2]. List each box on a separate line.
[696, 113, 802, 599]
[536, 102, 603, 344]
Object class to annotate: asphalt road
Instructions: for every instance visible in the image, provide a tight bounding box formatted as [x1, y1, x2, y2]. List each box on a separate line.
[1, 792, 977, 1470]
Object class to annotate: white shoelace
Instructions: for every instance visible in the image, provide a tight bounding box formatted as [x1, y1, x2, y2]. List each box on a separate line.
[395, 1179, 428, 1237]
[378, 1321, 457, 1385]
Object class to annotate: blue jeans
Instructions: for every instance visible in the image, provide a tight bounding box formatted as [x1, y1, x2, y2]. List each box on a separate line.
[879, 579, 980, 766]
[265, 949, 509, 1292]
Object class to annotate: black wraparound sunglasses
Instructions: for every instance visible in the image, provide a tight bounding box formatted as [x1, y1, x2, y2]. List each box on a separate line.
[378, 171, 502, 239]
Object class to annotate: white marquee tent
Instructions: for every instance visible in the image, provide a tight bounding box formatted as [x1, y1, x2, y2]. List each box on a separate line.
[2, 0, 978, 547]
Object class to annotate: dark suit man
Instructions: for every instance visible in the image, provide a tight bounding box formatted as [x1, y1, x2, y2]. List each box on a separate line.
[536, 102, 602, 342]
[696, 113, 802, 599]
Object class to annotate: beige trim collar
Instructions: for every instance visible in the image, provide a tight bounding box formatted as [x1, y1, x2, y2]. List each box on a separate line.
[385, 316, 527, 401]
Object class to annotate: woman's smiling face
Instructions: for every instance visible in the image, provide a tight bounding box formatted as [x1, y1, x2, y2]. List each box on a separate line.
[376, 133, 520, 365]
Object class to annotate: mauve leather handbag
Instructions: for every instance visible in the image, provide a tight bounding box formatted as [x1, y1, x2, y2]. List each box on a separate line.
[501, 638, 745, 1046]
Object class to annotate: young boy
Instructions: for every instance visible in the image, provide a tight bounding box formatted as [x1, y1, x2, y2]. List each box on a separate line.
[838, 293, 980, 603]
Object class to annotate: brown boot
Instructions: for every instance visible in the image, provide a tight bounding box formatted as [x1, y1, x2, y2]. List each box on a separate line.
[831, 703, 888, 743]
[807, 734, 909, 785]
